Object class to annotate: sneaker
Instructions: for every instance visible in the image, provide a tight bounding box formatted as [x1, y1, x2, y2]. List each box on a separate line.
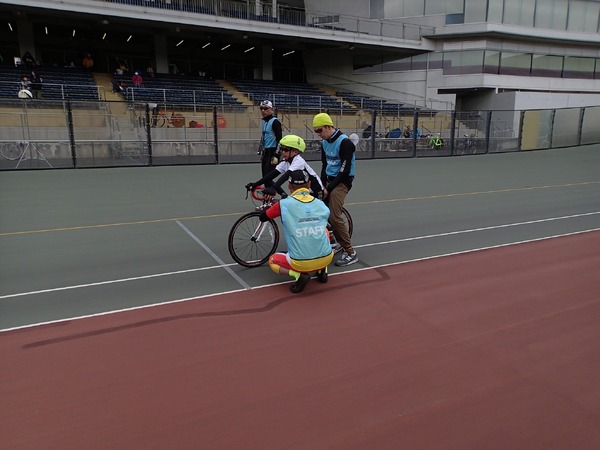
[335, 251, 358, 267]
[290, 273, 310, 293]
[315, 268, 328, 283]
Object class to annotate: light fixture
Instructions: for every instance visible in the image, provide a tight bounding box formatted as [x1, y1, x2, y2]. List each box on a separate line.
[8, 23, 13, 32]
[45, 26, 48, 35]
[221, 44, 230, 51]
[202, 42, 211, 49]
[244, 47, 255, 53]
[72, 29, 76, 37]
[127, 35, 133, 42]
[176, 40, 184, 47]
[102, 32, 107, 40]
[282, 50, 295, 57]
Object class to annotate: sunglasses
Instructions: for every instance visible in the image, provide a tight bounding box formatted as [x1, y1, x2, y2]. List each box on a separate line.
[314, 128, 324, 134]
[259, 107, 270, 111]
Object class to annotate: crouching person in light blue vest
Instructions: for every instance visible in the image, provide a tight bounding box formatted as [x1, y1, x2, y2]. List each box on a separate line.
[259, 170, 334, 293]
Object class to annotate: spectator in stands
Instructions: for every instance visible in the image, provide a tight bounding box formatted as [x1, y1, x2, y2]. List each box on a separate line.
[146, 66, 155, 78]
[111, 78, 126, 94]
[22, 51, 36, 69]
[82, 53, 94, 71]
[115, 60, 128, 75]
[258, 100, 282, 181]
[29, 70, 43, 99]
[132, 72, 144, 87]
[20, 75, 31, 91]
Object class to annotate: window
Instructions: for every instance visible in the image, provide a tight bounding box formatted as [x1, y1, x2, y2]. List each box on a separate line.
[531, 54, 563, 77]
[483, 51, 500, 74]
[567, 0, 600, 33]
[503, 0, 535, 26]
[563, 56, 595, 79]
[443, 50, 484, 75]
[464, 0, 488, 23]
[425, 0, 463, 15]
[535, 0, 567, 30]
[487, 0, 504, 23]
[499, 52, 532, 76]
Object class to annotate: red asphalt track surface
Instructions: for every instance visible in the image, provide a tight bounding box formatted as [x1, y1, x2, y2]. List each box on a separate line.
[2, 231, 600, 449]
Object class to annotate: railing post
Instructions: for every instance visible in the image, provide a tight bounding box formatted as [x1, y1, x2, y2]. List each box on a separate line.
[370, 110, 376, 159]
[450, 110, 457, 155]
[412, 109, 419, 157]
[213, 106, 219, 163]
[66, 101, 77, 167]
[145, 103, 153, 166]
[485, 111, 492, 154]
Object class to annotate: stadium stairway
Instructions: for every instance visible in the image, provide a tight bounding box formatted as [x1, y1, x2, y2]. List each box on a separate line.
[216, 80, 254, 106]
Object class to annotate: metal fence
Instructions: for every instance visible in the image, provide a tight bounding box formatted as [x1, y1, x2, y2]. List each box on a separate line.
[88, 0, 436, 41]
[1, 100, 599, 170]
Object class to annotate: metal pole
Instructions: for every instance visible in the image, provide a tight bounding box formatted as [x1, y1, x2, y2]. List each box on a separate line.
[66, 101, 77, 167]
[213, 106, 219, 163]
[370, 110, 376, 159]
[145, 103, 153, 166]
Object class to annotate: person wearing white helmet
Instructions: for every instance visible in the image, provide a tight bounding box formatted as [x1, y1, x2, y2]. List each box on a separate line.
[258, 100, 282, 180]
[246, 134, 324, 199]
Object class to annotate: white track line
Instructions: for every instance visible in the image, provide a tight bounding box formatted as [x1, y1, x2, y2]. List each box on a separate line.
[1, 227, 599, 333]
[175, 220, 251, 290]
[1, 211, 598, 301]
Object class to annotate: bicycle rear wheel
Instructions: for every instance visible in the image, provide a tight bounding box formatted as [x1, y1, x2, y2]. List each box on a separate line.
[228, 211, 279, 267]
[341, 207, 353, 237]
[1, 143, 22, 160]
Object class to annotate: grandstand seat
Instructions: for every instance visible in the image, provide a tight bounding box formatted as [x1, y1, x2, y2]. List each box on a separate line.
[231, 79, 354, 110]
[111, 72, 241, 106]
[0, 63, 99, 103]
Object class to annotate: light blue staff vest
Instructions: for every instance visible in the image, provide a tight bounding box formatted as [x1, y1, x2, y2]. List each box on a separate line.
[323, 133, 355, 177]
[280, 189, 331, 261]
[262, 117, 278, 148]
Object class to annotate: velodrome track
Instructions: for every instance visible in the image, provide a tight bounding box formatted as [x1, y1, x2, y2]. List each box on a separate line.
[1, 146, 600, 448]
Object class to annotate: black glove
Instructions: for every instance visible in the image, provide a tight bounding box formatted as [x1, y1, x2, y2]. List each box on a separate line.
[245, 182, 257, 191]
[263, 187, 276, 197]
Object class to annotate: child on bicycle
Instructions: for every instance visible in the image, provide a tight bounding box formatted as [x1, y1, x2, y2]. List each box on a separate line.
[246, 134, 324, 200]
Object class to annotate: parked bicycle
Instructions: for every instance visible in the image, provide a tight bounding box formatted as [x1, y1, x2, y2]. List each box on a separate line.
[1, 141, 52, 167]
[228, 186, 353, 268]
[456, 134, 476, 155]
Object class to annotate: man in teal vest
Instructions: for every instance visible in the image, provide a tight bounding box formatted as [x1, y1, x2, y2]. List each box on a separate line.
[259, 100, 282, 180]
[313, 112, 358, 267]
[259, 170, 334, 293]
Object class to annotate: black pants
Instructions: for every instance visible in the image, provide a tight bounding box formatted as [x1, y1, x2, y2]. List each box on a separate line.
[261, 147, 278, 179]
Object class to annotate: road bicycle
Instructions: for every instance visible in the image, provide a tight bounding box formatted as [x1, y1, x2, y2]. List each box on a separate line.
[228, 186, 353, 268]
[456, 134, 476, 155]
[0, 141, 52, 167]
[153, 110, 185, 128]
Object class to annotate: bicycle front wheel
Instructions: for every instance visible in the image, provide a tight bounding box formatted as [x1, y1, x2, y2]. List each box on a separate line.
[228, 211, 279, 267]
[1, 143, 22, 160]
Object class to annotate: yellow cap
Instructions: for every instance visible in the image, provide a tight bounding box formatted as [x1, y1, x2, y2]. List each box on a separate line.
[312, 113, 334, 128]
